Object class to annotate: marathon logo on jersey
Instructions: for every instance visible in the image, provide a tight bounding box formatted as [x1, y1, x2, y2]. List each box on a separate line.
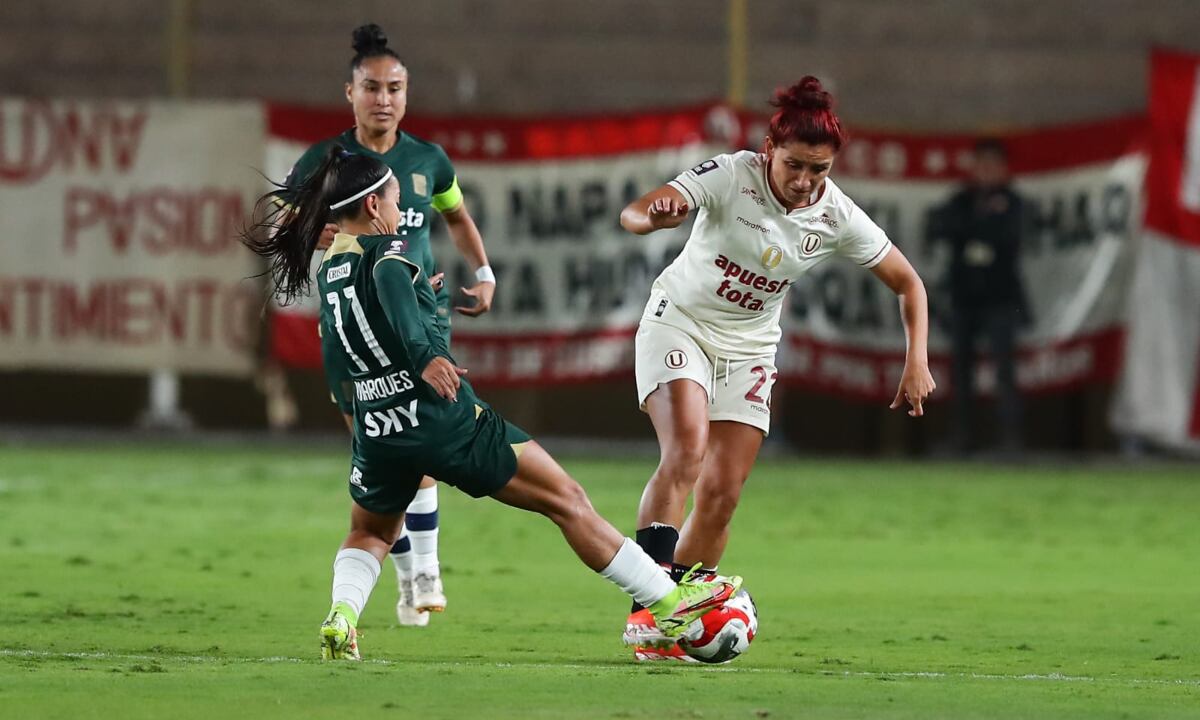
[384, 239, 409, 256]
[362, 399, 421, 438]
[349, 467, 367, 492]
[736, 216, 771, 234]
[740, 187, 766, 207]
[691, 159, 719, 176]
[326, 263, 351, 282]
[713, 254, 790, 312]
[811, 212, 839, 230]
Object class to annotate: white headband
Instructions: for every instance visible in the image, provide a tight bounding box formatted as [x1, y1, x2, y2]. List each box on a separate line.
[329, 168, 394, 210]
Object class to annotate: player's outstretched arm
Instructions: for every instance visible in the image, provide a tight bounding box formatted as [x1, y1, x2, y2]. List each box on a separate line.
[620, 185, 691, 235]
[442, 204, 496, 317]
[870, 247, 936, 417]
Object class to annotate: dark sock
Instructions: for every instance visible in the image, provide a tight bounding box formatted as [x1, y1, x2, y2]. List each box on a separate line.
[670, 562, 717, 582]
[631, 523, 678, 612]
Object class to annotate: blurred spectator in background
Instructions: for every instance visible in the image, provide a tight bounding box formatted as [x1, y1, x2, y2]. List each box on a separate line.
[929, 139, 1031, 455]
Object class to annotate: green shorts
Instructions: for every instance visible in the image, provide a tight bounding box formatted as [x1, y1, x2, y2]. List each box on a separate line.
[346, 404, 531, 514]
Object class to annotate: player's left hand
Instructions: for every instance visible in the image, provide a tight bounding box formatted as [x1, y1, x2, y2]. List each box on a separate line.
[890, 362, 936, 417]
[315, 223, 339, 250]
[455, 280, 495, 317]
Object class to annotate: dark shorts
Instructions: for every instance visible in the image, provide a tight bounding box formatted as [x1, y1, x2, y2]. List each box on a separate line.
[346, 404, 531, 515]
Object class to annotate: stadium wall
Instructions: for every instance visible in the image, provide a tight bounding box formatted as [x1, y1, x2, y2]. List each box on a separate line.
[1, 1, 1199, 126]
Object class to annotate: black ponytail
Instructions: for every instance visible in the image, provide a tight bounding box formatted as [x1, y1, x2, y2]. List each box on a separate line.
[350, 23, 404, 74]
[242, 146, 391, 304]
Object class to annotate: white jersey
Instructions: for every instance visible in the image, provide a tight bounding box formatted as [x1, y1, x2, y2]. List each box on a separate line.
[652, 150, 893, 359]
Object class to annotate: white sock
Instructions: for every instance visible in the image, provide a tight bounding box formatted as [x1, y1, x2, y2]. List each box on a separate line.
[599, 538, 676, 608]
[406, 485, 440, 573]
[331, 548, 380, 622]
[389, 528, 414, 580]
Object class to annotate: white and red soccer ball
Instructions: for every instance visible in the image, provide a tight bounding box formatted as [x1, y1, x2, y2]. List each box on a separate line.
[678, 589, 758, 663]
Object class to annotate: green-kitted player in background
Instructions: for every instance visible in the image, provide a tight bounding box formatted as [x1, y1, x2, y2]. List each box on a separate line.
[279, 23, 496, 626]
[243, 147, 742, 660]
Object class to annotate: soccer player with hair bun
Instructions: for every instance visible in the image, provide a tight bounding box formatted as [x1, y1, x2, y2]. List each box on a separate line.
[245, 148, 742, 661]
[277, 23, 497, 627]
[620, 77, 936, 661]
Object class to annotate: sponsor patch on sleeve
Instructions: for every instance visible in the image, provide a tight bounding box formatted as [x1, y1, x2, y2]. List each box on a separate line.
[326, 263, 351, 282]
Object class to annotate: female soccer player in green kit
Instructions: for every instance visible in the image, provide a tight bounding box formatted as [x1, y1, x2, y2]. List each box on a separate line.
[280, 24, 493, 625]
[244, 147, 742, 661]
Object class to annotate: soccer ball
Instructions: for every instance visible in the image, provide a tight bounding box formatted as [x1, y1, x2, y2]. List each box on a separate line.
[678, 589, 757, 663]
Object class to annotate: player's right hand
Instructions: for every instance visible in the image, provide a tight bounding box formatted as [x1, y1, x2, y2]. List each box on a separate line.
[647, 197, 689, 229]
[316, 223, 339, 250]
[422, 357, 468, 402]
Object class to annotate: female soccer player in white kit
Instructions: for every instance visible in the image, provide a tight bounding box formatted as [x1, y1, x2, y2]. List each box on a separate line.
[620, 77, 936, 661]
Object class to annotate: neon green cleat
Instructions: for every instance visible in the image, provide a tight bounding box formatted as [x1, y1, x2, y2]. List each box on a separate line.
[626, 566, 743, 647]
[320, 603, 361, 660]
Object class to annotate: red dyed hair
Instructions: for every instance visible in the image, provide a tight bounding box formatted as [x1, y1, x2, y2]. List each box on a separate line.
[767, 76, 846, 152]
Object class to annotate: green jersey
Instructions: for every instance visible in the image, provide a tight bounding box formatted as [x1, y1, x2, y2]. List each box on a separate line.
[285, 128, 464, 414]
[317, 232, 476, 451]
[317, 232, 530, 513]
[286, 128, 463, 320]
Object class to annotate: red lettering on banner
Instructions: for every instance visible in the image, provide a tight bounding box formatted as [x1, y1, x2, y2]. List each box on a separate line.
[63, 187, 246, 255]
[54, 283, 106, 339]
[0, 101, 148, 183]
[21, 278, 46, 340]
[0, 276, 255, 352]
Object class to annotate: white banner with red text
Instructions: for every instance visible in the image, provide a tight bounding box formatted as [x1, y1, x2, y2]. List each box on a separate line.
[0, 99, 265, 376]
[266, 104, 1146, 400]
[1111, 49, 1200, 451]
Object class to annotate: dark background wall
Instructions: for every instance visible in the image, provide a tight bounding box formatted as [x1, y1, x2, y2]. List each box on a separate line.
[3, 1, 1198, 124]
[2, 1, 1189, 451]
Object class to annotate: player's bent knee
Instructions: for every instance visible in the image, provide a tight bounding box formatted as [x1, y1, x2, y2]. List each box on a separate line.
[545, 481, 594, 527]
[658, 439, 705, 480]
[695, 486, 742, 524]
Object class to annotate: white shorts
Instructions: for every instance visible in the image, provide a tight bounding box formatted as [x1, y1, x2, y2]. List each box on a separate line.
[635, 301, 777, 435]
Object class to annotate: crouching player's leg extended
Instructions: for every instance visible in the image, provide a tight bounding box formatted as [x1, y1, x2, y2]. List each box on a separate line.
[320, 410, 742, 661]
[488, 438, 742, 647]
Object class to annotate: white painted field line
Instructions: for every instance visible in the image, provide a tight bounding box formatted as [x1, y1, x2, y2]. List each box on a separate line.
[2, 649, 1196, 687]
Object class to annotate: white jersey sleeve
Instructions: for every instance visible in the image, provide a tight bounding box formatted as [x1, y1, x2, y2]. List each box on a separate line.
[668, 155, 737, 209]
[837, 198, 893, 268]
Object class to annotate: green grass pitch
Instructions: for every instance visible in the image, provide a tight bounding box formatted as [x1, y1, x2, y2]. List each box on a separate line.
[0, 443, 1197, 719]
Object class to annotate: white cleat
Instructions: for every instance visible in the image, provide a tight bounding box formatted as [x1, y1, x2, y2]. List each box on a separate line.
[411, 569, 447, 613]
[396, 575, 430, 627]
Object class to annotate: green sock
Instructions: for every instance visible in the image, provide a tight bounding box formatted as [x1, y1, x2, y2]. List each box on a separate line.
[330, 601, 359, 627]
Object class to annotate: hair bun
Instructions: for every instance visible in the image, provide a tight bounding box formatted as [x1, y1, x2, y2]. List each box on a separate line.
[351, 23, 388, 55]
[771, 76, 833, 112]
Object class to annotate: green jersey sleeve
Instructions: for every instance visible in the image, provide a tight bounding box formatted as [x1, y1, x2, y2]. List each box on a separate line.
[372, 254, 443, 373]
[429, 145, 463, 214]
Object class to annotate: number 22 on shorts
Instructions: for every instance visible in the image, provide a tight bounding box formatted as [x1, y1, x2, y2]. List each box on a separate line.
[745, 365, 778, 407]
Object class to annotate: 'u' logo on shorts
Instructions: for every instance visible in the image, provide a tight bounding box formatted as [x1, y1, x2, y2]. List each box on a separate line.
[665, 350, 688, 369]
